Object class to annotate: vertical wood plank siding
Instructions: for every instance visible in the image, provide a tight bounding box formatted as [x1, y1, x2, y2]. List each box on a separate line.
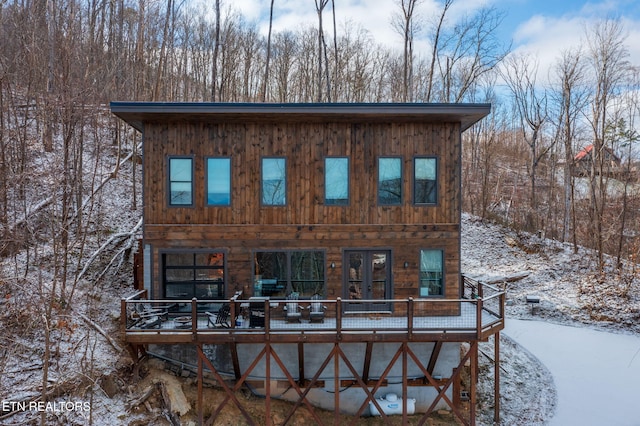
[143, 119, 462, 313]
[145, 121, 460, 225]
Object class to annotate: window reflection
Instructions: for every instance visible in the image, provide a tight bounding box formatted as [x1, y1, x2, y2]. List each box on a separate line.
[262, 158, 286, 205]
[414, 157, 437, 204]
[378, 157, 402, 205]
[325, 157, 349, 205]
[207, 158, 231, 205]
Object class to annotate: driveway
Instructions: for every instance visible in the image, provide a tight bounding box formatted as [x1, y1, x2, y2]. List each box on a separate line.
[504, 319, 640, 426]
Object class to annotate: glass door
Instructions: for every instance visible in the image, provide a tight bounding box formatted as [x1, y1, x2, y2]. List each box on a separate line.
[343, 250, 392, 311]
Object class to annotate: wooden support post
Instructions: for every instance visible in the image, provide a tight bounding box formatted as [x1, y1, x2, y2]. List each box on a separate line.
[120, 298, 127, 335]
[191, 298, 197, 336]
[362, 341, 373, 382]
[494, 332, 500, 424]
[470, 341, 478, 426]
[297, 342, 305, 386]
[198, 343, 203, 426]
[334, 342, 340, 426]
[265, 341, 271, 426]
[402, 342, 408, 424]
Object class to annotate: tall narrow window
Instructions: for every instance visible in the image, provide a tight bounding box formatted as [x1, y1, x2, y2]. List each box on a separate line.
[378, 157, 402, 205]
[325, 157, 349, 205]
[262, 157, 286, 205]
[419, 249, 443, 297]
[206, 157, 231, 206]
[414, 157, 437, 205]
[169, 157, 193, 206]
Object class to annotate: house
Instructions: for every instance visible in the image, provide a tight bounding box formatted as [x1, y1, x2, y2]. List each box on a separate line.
[573, 144, 622, 177]
[112, 102, 502, 424]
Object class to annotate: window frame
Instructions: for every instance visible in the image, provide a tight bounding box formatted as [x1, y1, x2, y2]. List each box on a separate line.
[377, 156, 403, 206]
[253, 249, 327, 299]
[261, 156, 287, 206]
[324, 156, 350, 206]
[167, 156, 195, 207]
[418, 249, 444, 297]
[205, 156, 232, 207]
[161, 250, 227, 300]
[413, 156, 439, 206]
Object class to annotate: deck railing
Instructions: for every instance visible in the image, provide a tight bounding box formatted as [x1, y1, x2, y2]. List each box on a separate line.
[121, 276, 505, 343]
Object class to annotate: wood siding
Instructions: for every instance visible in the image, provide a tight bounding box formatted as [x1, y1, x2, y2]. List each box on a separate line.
[141, 118, 463, 314]
[143, 121, 461, 225]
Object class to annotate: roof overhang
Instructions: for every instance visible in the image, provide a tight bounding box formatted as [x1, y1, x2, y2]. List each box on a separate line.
[110, 102, 491, 133]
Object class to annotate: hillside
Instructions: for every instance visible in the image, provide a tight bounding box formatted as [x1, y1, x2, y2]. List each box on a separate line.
[1, 156, 639, 424]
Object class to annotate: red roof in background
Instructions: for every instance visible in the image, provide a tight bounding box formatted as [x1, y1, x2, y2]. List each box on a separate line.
[574, 144, 594, 161]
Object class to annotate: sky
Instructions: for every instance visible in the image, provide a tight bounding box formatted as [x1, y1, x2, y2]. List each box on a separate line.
[223, 0, 640, 83]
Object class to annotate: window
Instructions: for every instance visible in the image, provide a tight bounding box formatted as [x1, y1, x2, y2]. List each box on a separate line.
[169, 157, 193, 206]
[414, 157, 437, 205]
[262, 157, 286, 205]
[325, 157, 349, 205]
[163, 252, 226, 299]
[206, 157, 231, 206]
[378, 157, 402, 205]
[254, 251, 325, 298]
[419, 249, 443, 297]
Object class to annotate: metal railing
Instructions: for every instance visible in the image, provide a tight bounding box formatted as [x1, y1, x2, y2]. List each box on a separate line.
[122, 277, 505, 342]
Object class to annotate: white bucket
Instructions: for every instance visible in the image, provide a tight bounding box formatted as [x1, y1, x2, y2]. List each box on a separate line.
[369, 393, 416, 416]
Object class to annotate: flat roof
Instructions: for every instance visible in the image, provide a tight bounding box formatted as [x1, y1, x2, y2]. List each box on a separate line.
[110, 102, 491, 132]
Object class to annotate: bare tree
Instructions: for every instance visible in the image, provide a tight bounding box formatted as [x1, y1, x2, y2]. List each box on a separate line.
[552, 49, 587, 248]
[391, 0, 423, 102]
[501, 54, 551, 229]
[584, 19, 629, 271]
[314, 0, 331, 101]
[261, 0, 275, 101]
[425, 0, 452, 101]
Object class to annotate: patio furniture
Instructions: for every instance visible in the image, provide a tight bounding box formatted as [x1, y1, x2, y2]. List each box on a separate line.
[309, 294, 326, 323]
[285, 292, 303, 323]
[129, 302, 169, 329]
[206, 303, 231, 328]
[174, 316, 192, 329]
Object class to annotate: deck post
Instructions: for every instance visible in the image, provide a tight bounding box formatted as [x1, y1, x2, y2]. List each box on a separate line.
[191, 298, 197, 336]
[402, 341, 408, 424]
[407, 297, 414, 340]
[197, 343, 203, 426]
[494, 331, 501, 424]
[470, 341, 478, 426]
[120, 298, 127, 335]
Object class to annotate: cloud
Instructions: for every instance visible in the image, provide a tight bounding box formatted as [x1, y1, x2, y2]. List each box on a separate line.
[511, 10, 640, 84]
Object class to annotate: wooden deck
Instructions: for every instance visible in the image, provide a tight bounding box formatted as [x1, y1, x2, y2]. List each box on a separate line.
[121, 278, 504, 426]
[123, 281, 503, 344]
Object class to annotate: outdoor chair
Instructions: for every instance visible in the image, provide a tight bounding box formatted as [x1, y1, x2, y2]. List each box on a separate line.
[309, 294, 327, 323]
[129, 302, 169, 329]
[285, 292, 303, 323]
[206, 303, 231, 328]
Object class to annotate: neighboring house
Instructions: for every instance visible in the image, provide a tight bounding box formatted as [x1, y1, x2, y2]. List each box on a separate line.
[112, 102, 503, 424]
[573, 144, 622, 177]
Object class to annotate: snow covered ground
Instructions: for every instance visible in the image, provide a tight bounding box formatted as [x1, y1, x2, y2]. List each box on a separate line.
[2, 186, 639, 425]
[462, 213, 640, 426]
[505, 319, 640, 426]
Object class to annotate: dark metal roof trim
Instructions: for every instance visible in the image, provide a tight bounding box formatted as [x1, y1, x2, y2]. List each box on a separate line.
[110, 102, 491, 132]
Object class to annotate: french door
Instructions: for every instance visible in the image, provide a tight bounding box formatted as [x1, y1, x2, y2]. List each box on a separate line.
[343, 250, 392, 311]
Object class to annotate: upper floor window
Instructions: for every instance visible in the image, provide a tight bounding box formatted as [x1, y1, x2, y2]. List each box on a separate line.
[206, 157, 231, 206]
[325, 157, 349, 205]
[419, 249, 443, 297]
[378, 157, 402, 205]
[262, 157, 286, 205]
[414, 157, 438, 205]
[168, 157, 193, 206]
